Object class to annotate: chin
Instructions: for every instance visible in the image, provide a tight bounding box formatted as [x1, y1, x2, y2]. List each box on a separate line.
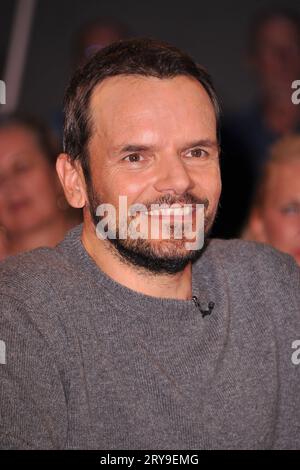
[108, 235, 205, 274]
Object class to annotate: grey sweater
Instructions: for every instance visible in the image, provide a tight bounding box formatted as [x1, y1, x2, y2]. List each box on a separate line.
[0, 222, 300, 450]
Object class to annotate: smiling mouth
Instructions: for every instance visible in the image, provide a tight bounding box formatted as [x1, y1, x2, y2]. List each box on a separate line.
[142, 206, 195, 217]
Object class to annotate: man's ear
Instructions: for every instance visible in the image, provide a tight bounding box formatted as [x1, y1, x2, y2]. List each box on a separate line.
[246, 207, 268, 243]
[56, 153, 87, 209]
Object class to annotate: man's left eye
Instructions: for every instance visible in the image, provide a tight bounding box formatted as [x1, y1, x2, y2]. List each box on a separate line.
[123, 153, 144, 163]
[186, 148, 207, 158]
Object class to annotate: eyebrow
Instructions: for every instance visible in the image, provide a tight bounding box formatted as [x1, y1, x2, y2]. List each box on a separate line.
[117, 144, 151, 154]
[115, 139, 219, 155]
[180, 139, 219, 152]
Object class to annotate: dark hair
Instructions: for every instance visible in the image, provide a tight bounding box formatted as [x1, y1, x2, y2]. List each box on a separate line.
[0, 113, 60, 166]
[248, 7, 300, 55]
[63, 37, 221, 184]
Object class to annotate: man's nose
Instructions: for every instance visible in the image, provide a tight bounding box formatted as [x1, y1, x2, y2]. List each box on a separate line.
[153, 154, 194, 195]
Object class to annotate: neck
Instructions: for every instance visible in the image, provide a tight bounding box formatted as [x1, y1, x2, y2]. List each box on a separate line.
[81, 220, 193, 300]
[6, 212, 73, 256]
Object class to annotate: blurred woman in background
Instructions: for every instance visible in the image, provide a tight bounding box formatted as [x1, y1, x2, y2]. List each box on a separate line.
[0, 114, 82, 261]
[243, 134, 300, 265]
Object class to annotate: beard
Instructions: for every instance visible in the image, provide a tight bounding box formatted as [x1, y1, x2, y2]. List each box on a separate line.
[86, 182, 216, 275]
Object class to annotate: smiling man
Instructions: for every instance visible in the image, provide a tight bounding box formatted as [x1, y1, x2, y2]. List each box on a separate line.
[0, 39, 300, 450]
[59, 59, 221, 295]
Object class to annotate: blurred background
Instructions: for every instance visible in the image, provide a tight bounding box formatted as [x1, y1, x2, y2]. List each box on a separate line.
[1, 0, 299, 119]
[1, 0, 300, 265]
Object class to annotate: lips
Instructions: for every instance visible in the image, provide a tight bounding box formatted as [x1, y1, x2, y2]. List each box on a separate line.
[8, 199, 31, 211]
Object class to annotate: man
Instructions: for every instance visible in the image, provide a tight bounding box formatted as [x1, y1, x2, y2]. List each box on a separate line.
[0, 39, 299, 450]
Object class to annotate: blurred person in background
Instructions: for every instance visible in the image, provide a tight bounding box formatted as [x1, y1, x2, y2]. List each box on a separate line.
[0, 114, 82, 261]
[52, 18, 131, 140]
[72, 17, 130, 68]
[212, 7, 300, 239]
[243, 134, 300, 265]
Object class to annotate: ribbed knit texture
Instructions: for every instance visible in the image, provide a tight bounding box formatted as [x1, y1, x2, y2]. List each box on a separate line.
[0, 222, 300, 449]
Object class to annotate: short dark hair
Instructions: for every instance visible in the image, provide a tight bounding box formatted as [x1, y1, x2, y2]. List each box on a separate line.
[0, 113, 60, 166]
[63, 38, 221, 184]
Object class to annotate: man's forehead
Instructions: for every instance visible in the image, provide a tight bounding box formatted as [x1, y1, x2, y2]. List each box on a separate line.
[90, 74, 214, 113]
[89, 74, 216, 139]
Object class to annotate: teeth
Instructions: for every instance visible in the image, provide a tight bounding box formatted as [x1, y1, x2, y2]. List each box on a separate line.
[183, 206, 193, 215]
[143, 206, 193, 216]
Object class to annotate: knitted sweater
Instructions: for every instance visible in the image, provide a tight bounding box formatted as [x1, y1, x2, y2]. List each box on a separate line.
[0, 223, 300, 449]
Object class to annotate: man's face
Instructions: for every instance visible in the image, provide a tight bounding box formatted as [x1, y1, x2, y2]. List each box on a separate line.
[84, 74, 221, 273]
[256, 161, 300, 265]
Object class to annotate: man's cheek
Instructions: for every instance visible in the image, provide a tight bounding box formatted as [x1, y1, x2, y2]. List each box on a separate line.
[114, 178, 146, 198]
[205, 165, 221, 196]
[207, 180, 222, 210]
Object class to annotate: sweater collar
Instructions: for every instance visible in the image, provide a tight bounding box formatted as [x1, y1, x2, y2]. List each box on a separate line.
[56, 222, 215, 317]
